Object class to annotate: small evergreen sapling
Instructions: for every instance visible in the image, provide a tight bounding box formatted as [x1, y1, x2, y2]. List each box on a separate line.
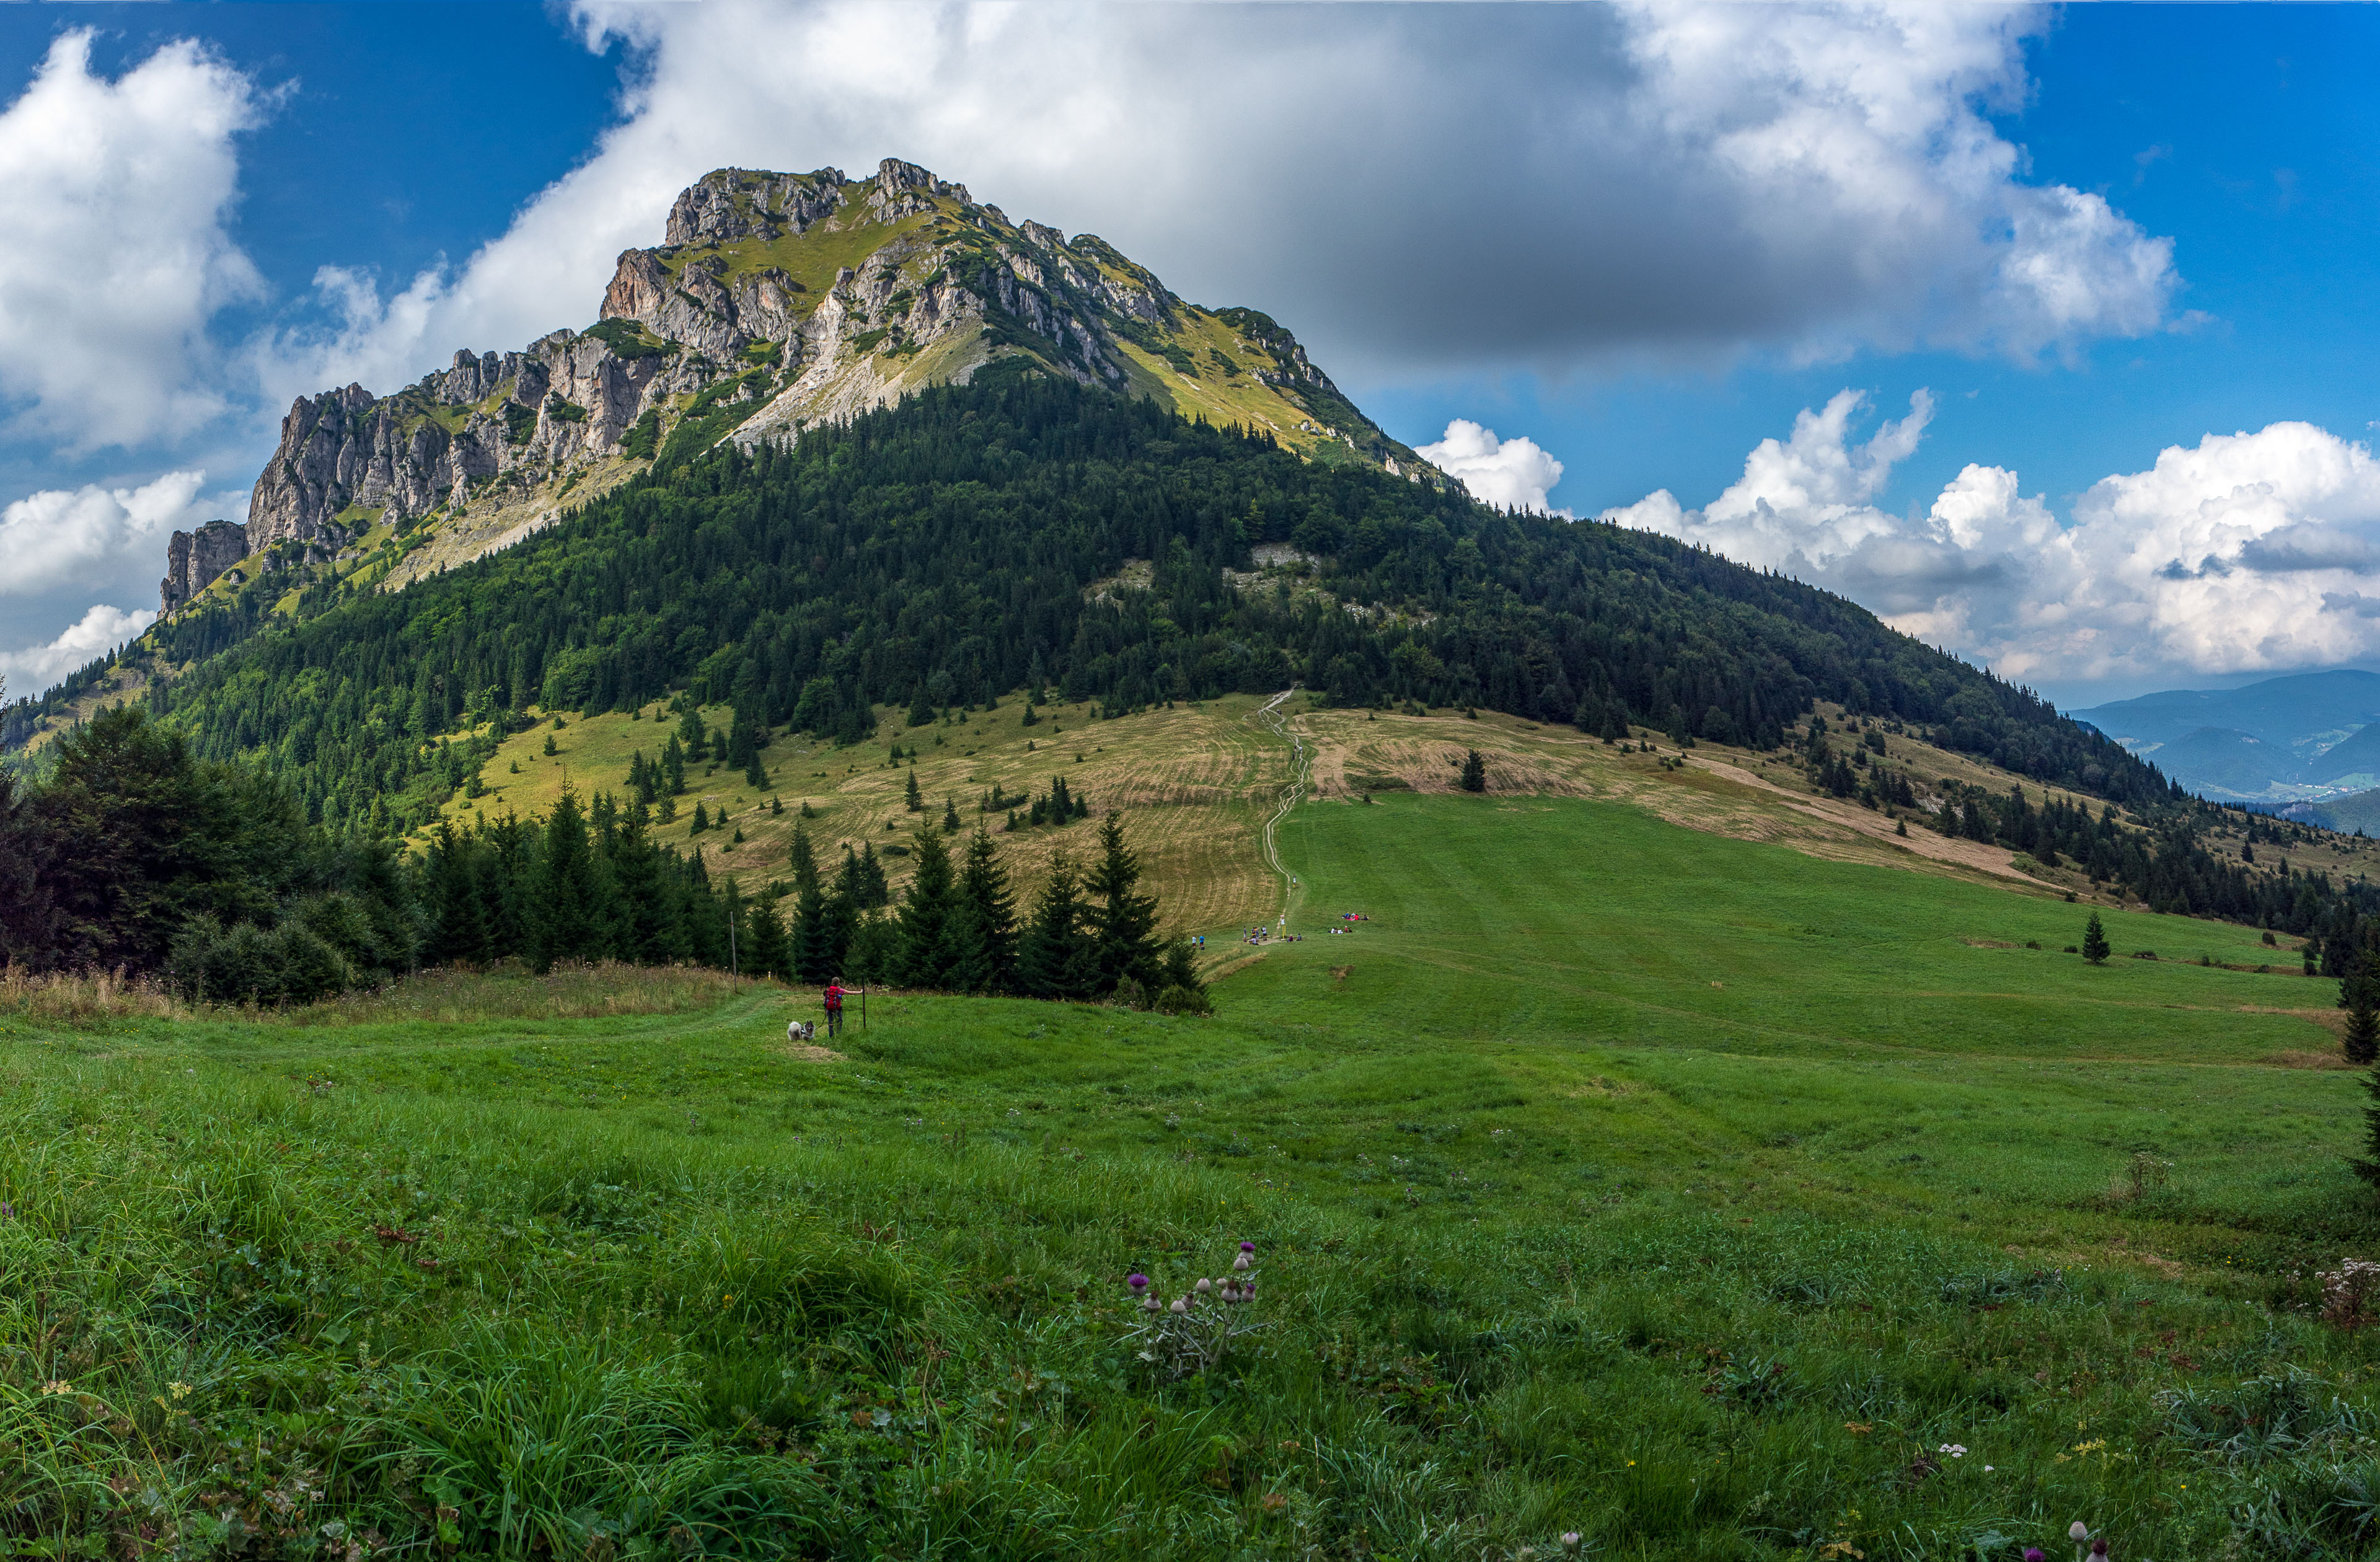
[2081, 911, 2110, 965]
[1459, 749, 1486, 793]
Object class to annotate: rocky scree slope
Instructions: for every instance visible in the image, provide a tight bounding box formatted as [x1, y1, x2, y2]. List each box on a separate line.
[163, 158, 1439, 614]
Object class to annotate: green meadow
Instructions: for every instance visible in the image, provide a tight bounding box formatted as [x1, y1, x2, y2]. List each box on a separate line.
[5, 796, 2378, 1560]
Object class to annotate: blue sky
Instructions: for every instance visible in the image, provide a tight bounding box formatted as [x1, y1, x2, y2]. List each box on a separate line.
[2, 2, 2377, 709]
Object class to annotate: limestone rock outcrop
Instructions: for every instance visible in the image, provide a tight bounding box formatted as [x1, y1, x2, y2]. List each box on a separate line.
[216, 154, 1440, 591]
[160, 519, 249, 615]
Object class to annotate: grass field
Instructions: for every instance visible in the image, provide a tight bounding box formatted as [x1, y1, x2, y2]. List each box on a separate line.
[6, 790, 2380, 1558]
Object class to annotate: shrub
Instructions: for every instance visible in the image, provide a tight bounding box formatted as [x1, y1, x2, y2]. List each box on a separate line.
[1154, 983, 1212, 1016]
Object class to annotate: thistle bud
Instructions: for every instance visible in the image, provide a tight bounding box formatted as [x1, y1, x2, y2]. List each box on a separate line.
[1195, 1277, 1212, 1294]
[1142, 1295, 1161, 1313]
[2070, 1524, 2090, 1545]
[1561, 1537, 1582, 1553]
[2089, 1545, 2107, 1560]
[1170, 1297, 1189, 1313]
[1233, 1252, 1253, 1271]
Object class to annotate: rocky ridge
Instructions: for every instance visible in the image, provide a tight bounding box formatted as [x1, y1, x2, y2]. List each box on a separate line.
[170, 157, 1443, 616]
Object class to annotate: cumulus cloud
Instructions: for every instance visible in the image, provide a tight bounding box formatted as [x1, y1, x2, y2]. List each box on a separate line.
[0, 470, 219, 599]
[1602, 399, 2380, 687]
[1417, 420, 1569, 515]
[279, 0, 2180, 397]
[0, 32, 263, 448]
[0, 602, 156, 691]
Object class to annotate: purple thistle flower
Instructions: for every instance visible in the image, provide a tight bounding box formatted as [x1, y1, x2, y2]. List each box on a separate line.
[1127, 1273, 1148, 1292]
[1240, 1240, 1256, 1253]
[2025, 1551, 2046, 1562]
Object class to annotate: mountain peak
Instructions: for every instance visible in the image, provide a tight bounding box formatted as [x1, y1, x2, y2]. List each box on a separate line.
[166, 157, 1443, 618]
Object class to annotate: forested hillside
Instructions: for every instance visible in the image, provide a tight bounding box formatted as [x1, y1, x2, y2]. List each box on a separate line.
[82, 373, 2162, 837]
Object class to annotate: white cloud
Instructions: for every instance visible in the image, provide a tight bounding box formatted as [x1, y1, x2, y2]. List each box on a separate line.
[0, 602, 155, 691]
[0, 32, 264, 449]
[276, 1, 2180, 398]
[1417, 420, 1569, 515]
[1603, 397, 2380, 688]
[0, 470, 218, 598]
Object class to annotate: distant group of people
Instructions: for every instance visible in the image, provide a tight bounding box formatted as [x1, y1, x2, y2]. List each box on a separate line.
[1328, 912, 1372, 936]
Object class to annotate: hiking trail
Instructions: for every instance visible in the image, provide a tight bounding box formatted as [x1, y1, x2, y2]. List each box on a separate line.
[1249, 687, 1308, 933]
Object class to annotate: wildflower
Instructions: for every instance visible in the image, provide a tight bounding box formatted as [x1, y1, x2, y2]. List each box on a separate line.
[1241, 1240, 1255, 1253]
[1195, 1277, 1212, 1294]
[2025, 1552, 2046, 1562]
[2091, 1545, 2107, 1559]
[1561, 1535, 1582, 1553]
[1937, 1443, 1965, 1458]
[1127, 1273, 1149, 1293]
[1170, 1297, 1189, 1313]
[40, 1380, 67, 1396]
[169, 1382, 191, 1400]
[1142, 1295, 1161, 1313]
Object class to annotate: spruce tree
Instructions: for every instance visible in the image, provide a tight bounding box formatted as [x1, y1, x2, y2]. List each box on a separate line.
[2349, 992, 2380, 1067]
[690, 801, 709, 834]
[2081, 910, 2110, 965]
[943, 796, 962, 834]
[897, 826, 958, 987]
[905, 771, 923, 811]
[951, 826, 1019, 993]
[857, 842, 890, 908]
[425, 821, 490, 967]
[1085, 810, 1163, 994]
[908, 685, 935, 727]
[2354, 1065, 2380, 1199]
[788, 821, 818, 893]
[537, 784, 601, 970]
[1018, 850, 1093, 999]
[606, 811, 672, 964]
[791, 871, 834, 981]
[1460, 749, 1487, 793]
[2347, 942, 2380, 1066]
[746, 893, 791, 981]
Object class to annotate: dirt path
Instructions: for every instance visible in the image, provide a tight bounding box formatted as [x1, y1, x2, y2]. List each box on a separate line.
[1248, 688, 1308, 933]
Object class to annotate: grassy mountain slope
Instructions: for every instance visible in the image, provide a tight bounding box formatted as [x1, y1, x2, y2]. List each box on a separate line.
[2, 793, 2370, 1556]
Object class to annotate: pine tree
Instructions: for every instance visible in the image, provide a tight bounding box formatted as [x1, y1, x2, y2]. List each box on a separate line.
[905, 771, 923, 811]
[1018, 850, 1095, 999]
[942, 796, 961, 834]
[661, 735, 686, 795]
[1460, 749, 1486, 793]
[951, 826, 1019, 993]
[690, 800, 709, 834]
[2081, 911, 2110, 965]
[907, 685, 935, 727]
[897, 827, 958, 987]
[1085, 810, 1163, 995]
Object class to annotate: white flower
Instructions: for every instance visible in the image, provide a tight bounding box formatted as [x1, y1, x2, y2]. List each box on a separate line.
[1937, 1443, 1966, 1457]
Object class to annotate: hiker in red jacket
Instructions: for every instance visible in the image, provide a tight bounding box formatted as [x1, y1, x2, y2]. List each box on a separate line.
[824, 982, 847, 1039]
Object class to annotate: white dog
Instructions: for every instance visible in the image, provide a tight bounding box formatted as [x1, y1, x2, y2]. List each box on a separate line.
[787, 1020, 816, 1043]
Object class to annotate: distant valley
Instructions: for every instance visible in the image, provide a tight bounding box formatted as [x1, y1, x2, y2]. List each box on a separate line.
[2070, 666, 2380, 825]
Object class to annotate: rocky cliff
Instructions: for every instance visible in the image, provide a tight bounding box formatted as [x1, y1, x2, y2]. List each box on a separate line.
[160, 519, 249, 615]
[211, 157, 1442, 604]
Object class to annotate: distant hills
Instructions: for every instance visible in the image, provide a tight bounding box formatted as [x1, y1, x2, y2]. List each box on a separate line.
[2070, 668, 2380, 810]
